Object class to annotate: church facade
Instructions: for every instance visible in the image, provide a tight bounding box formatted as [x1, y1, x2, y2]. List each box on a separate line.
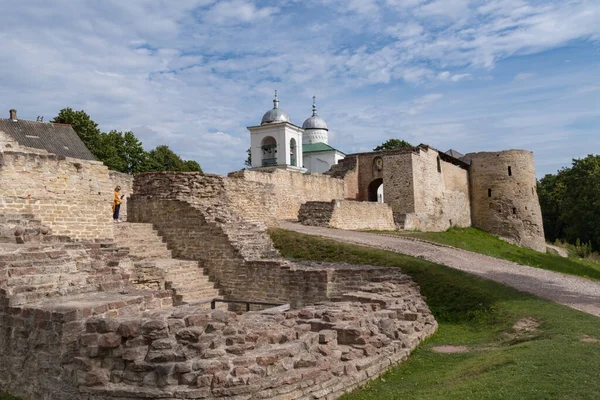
[247, 92, 345, 174]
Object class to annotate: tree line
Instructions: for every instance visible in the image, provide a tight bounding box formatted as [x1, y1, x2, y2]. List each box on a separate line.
[538, 154, 600, 251]
[52, 108, 202, 174]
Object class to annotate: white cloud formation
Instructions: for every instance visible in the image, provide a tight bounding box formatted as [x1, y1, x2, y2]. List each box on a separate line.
[0, 0, 598, 176]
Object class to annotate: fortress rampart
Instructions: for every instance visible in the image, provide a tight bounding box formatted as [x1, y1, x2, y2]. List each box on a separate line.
[466, 150, 546, 252]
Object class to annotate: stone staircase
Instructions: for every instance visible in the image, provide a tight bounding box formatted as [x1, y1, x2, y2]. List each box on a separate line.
[201, 202, 280, 261]
[0, 240, 135, 307]
[114, 222, 221, 305]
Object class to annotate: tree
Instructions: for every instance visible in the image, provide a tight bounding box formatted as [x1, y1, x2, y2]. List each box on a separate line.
[538, 154, 600, 250]
[245, 147, 252, 167]
[147, 145, 203, 173]
[373, 139, 413, 152]
[51, 108, 103, 157]
[560, 155, 600, 250]
[95, 130, 150, 174]
[52, 108, 203, 174]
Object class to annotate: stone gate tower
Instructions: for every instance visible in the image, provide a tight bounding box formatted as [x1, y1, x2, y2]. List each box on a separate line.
[465, 150, 545, 251]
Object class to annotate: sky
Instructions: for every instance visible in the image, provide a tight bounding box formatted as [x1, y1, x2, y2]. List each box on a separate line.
[1, 0, 599, 177]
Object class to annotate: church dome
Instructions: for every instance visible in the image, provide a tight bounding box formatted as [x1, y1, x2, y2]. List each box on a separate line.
[302, 97, 328, 131]
[302, 96, 329, 145]
[261, 90, 291, 125]
[302, 115, 328, 130]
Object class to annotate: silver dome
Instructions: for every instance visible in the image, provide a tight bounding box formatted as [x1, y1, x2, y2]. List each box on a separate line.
[261, 90, 291, 125]
[302, 96, 328, 130]
[302, 115, 328, 130]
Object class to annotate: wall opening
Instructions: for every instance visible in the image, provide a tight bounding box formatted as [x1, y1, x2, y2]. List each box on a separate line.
[488, 188, 492, 197]
[436, 156, 441, 173]
[290, 138, 297, 167]
[512, 207, 517, 214]
[508, 166, 512, 176]
[261, 136, 277, 167]
[368, 178, 384, 202]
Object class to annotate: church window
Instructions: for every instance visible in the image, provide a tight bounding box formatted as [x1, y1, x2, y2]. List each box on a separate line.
[488, 188, 492, 197]
[290, 138, 297, 167]
[437, 156, 441, 173]
[508, 166, 512, 176]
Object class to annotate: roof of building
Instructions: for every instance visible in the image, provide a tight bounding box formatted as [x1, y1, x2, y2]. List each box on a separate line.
[302, 96, 328, 130]
[445, 149, 465, 159]
[303, 142, 345, 155]
[0, 118, 96, 161]
[261, 90, 291, 125]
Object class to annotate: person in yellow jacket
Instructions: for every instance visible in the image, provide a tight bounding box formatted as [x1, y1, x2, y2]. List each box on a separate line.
[113, 186, 124, 223]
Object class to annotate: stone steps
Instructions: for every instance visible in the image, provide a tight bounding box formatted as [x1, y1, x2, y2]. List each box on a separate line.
[115, 222, 221, 305]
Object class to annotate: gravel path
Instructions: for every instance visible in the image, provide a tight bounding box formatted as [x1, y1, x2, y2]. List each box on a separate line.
[279, 221, 600, 318]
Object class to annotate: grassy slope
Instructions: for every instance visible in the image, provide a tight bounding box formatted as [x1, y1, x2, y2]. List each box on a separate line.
[386, 227, 600, 281]
[270, 228, 600, 400]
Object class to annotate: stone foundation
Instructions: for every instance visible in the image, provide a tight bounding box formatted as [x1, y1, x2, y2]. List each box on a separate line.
[299, 200, 396, 231]
[76, 276, 436, 400]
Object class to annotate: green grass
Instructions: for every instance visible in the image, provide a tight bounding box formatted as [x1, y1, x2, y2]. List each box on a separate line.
[270, 228, 600, 400]
[0, 393, 20, 400]
[381, 226, 600, 281]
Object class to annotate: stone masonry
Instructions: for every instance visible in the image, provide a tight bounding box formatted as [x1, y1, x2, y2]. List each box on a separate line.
[0, 209, 437, 399]
[299, 200, 396, 231]
[465, 150, 546, 252]
[0, 131, 114, 240]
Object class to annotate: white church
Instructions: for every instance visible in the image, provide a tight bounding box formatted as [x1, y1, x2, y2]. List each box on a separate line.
[248, 91, 346, 174]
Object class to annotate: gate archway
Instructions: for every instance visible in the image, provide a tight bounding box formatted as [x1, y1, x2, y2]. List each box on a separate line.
[368, 178, 383, 202]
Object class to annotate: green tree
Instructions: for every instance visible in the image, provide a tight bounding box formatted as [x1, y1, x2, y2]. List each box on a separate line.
[373, 139, 413, 151]
[51, 108, 103, 157]
[537, 171, 567, 243]
[95, 130, 150, 174]
[147, 145, 203, 173]
[560, 155, 600, 250]
[245, 147, 252, 167]
[538, 154, 600, 250]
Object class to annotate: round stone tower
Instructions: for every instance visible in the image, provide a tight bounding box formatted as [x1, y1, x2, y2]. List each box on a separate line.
[465, 150, 546, 252]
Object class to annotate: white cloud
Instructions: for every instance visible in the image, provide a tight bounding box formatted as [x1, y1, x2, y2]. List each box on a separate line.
[0, 0, 598, 176]
[203, 0, 279, 24]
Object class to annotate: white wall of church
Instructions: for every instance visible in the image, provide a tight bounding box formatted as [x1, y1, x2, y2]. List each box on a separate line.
[249, 123, 303, 168]
[303, 152, 345, 174]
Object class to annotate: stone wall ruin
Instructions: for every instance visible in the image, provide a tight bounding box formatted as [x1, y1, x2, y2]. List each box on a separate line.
[0, 169, 437, 399]
[299, 200, 396, 231]
[0, 131, 114, 240]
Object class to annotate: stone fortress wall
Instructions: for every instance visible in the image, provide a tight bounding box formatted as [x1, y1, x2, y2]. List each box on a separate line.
[299, 200, 396, 231]
[465, 150, 546, 252]
[229, 168, 346, 220]
[0, 130, 114, 240]
[408, 146, 471, 231]
[324, 146, 471, 232]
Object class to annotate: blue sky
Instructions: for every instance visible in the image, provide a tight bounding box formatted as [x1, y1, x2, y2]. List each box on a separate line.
[1, 0, 598, 177]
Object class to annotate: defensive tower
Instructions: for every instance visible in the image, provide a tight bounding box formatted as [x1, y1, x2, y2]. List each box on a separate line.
[465, 150, 545, 251]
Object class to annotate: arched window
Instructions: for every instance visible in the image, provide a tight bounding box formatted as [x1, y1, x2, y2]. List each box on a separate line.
[290, 138, 297, 167]
[261, 136, 277, 167]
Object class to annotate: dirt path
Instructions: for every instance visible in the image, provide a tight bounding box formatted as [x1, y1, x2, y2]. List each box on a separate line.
[279, 221, 600, 318]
